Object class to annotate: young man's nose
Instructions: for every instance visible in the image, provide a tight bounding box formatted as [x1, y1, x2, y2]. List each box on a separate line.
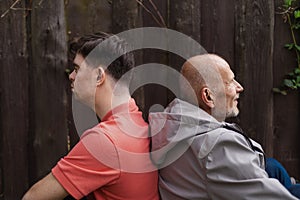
[69, 70, 76, 81]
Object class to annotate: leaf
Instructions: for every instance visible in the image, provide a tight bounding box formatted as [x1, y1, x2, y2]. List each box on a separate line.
[273, 88, 281, 93]
[288, 72, 295, 76]
[294, 10, 300, 19]
[281, 90, 288, 95]
[284, 0, 293, 7]
[273, 88, 288, 95]
[284, 43, 294, 50]
[293, 22, 300, 29]
[284, 79, 294, 87]
[273, 88, 287, 95]
[65, 69, 71, 74]
[294, 68, 300, 74]
[295, 44, 300, 52]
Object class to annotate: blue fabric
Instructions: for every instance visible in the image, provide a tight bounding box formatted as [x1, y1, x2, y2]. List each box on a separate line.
[266, 158, 300, 198]
[290, 184, 300, 199]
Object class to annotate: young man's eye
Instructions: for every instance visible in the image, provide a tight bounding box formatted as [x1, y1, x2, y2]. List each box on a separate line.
[74, 66, 79, 73]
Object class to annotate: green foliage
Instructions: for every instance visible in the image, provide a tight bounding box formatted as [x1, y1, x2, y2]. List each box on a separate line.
[65, 68, 71, 75]
[274, 0, 300, 94]
[284, 0, 294, 7]
[295, 10, 300, 18]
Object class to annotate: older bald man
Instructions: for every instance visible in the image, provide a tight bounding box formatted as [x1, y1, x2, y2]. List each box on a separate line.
[149, 54, 298, 200]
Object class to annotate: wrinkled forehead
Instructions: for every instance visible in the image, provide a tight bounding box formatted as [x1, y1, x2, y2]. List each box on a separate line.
[217, 62, 234, 82]
[185, 54, 235, 90]
[188, 54, 232, 76]
[203, 55, 234, 81]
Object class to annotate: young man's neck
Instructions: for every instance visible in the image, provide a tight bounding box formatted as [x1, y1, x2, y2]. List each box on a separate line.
[95, 87, 131, 119]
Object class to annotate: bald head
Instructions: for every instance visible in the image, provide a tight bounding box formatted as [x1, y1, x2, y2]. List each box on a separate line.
[180, 54, 243, 121]
[181, 54, 227, 105]
[182, 54, 229, 80]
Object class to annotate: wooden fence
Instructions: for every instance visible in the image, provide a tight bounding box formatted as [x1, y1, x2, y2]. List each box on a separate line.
[0, 0, 299, 199]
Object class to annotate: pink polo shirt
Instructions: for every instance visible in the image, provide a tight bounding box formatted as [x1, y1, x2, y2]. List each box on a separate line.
[52, 99, 159, 200]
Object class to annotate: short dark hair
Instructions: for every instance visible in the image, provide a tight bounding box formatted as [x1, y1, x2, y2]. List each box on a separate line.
[69, 32, 134, 81]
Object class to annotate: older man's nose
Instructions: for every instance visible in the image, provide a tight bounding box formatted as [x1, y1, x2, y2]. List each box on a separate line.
[233, 79, 243, 92]
[236, 81, 244, 92]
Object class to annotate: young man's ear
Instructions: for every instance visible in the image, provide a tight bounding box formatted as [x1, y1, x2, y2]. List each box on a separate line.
[96, 67, 106, 86]
[200, 87, 215, 109]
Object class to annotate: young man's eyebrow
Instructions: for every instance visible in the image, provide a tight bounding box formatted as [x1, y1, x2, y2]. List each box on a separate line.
[73, 63, 80, 67]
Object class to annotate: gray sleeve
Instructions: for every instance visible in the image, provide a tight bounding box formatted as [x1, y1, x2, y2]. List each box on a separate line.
[205, 131, 298, 200]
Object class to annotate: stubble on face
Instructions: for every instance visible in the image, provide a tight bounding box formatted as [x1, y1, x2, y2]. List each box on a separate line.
[218, 65, 243, 119]
[71, 54, 98, 110]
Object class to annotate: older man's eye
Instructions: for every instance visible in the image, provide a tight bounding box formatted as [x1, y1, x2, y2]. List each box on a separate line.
[225, 80, 234, 85]
[225, 80, 236, 88]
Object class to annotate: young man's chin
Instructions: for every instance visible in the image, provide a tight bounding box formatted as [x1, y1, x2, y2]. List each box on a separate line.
[73, 93, 95, 110]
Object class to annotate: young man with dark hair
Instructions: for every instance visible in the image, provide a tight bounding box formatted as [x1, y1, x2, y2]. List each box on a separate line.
[23, 32, 159, 200]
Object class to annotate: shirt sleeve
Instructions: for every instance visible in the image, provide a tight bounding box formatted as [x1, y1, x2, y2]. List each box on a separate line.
[205, 131, 298, 200]
[52, 129, 120, 199]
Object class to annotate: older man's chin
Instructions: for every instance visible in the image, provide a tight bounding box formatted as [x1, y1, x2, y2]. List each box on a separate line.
[226, 109, 240, 119]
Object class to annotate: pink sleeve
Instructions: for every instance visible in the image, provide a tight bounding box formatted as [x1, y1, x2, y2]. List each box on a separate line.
[52, 129, 120, 199]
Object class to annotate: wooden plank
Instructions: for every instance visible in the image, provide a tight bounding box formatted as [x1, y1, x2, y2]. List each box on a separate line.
[141, 0, 169, 118]
[65, 0, 112, 37]
[170, 0, 201, 42]
[169, 0, 201, 66]
[112, 0, 141, 33]
[272, 0, 300, 178]
[142, 0, 167, 27]
[0, 0, 29, 198]
[235, 0, 275, 156]
[29, 0, 68, 183]
[200, 0, 235, 68]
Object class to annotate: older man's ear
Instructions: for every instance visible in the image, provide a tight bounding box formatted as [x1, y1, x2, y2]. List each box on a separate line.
[200, 87, 215, 109]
